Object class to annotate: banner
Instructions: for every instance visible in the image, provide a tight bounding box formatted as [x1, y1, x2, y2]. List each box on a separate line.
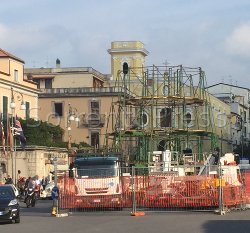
[15, 120, 26, 150]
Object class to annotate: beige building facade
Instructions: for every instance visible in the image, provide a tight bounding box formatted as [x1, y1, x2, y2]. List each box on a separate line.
[0, 49, 39, 120]
[25, 64, 122, 149]
[207, 83, 250, 153]
[0, 48, 40, 181]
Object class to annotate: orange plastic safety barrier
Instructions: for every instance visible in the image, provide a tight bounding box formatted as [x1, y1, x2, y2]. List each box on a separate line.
[57, 169, 250, 212]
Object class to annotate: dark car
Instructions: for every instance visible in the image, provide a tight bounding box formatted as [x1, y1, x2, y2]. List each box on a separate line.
[0, 185, 20, 223]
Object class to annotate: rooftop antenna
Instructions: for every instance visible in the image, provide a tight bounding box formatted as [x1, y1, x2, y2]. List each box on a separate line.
[163, 59, 170, 67]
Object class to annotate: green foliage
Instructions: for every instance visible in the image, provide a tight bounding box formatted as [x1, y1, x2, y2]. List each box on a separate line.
[19, 119, 89, 148]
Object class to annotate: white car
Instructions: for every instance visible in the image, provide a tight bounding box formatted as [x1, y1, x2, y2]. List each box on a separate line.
[40, 182, 55, 199]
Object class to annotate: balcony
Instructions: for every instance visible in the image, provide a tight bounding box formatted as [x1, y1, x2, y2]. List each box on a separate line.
[81, 114, 106, 128]
[39, 87, 133, 98]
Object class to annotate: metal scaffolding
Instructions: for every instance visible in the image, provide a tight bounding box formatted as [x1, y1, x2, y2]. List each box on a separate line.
[105, 65, 219, 164]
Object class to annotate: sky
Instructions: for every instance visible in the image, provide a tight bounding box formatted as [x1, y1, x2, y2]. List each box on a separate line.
[1, 0, 250, 87]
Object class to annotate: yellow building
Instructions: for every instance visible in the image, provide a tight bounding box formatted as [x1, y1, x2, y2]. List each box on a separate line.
[25, 62, 122, 149]
[0, 49, 39, 120]
[0, 48, 39, 182]
[108, 41, 149, 79]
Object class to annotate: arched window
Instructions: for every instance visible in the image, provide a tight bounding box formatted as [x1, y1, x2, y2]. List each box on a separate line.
[158, 140, 167, 151]
[141, 111, 148, 127]
[185, 111, 193, 127]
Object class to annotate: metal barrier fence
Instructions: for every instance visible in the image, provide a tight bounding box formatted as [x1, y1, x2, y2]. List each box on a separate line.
[57, 167, 250, 213]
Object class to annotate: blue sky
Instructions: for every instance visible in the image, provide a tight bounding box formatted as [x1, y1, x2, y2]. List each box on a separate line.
[1, 0, 250, 87]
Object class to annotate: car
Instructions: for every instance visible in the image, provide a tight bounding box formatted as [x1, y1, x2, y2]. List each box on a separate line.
[40, 181, 55, 199]
[0, 185, 20, 223]
[4, 184, 19, 198]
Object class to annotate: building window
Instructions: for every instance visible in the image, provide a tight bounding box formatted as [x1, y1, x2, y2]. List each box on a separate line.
[141, 111, 148, 127]
[160, 108, 172, 127]
[45, 79, 52, 89]
[25, 102, 30, 119]
[90, 131, 99, 148]
[162, 85, 169, 96]
[90, 100, 100, 114]
[14, 69, 18, 82]
[185, 111, 193, 127]
[34, 79, 41, 89]
[93, 78, 104, 88]
[54, 102, 63, 117]
[88, 100, 101, 127]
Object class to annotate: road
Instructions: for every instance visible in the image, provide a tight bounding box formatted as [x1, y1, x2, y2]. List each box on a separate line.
[1, 199, 250, 233]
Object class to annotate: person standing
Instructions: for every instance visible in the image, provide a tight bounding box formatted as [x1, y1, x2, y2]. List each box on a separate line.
[5, 175, 13, 184]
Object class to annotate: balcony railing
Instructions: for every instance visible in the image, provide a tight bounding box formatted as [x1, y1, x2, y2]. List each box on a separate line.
[40, 87, 127, 94]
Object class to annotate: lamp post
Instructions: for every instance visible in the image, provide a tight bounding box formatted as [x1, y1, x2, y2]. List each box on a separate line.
[10, 87, 26, 185]
[67, 103, 79, 164]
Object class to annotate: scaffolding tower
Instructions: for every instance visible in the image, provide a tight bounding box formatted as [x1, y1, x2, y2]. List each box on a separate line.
[105, 65, 219, 164]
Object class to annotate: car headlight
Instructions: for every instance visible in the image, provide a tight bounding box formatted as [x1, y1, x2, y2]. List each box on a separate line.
[8, 199, 18, 206]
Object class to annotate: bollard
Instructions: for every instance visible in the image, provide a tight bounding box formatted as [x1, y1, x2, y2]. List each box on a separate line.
[51, 206, 57, 216]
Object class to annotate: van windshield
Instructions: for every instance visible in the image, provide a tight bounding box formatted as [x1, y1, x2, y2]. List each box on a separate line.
[74, 158, 119, 177]
[76, 165, 118, 177]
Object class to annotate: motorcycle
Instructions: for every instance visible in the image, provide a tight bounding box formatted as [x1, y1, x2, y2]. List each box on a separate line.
[25, 187, 36, 208]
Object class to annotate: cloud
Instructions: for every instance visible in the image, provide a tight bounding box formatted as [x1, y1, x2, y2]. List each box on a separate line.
[225, 23, 250, 57]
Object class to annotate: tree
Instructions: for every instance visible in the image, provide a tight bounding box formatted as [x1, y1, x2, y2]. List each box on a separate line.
[19, 119, 89, 148]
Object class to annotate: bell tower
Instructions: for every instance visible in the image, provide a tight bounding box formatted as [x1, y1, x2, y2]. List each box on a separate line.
[108, 41, 149, 80]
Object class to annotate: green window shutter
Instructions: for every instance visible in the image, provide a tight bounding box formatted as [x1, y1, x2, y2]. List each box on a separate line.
[25, 102, 30, 119]
[3, 96, 8, 121]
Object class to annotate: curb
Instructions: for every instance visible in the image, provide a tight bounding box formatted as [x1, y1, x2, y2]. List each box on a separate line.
[51, 213, 69, 217]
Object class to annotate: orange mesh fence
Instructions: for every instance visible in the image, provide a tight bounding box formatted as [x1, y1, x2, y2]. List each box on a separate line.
[241, 170, 250, 204]
[57, 168, 250, 212]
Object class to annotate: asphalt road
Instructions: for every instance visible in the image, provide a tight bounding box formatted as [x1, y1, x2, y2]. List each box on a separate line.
[1, 199, 250, 233]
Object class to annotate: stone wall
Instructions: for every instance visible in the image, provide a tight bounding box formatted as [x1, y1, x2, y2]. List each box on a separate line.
[0, 146, 68, 184]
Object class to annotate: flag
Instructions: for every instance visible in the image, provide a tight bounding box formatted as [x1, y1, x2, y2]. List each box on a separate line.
[14, 120, 26, 149]
[0, 114, 7, 157]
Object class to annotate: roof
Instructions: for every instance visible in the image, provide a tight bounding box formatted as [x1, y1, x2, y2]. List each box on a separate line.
[207, 83, 250, 91]
[0, 48, 25, 63]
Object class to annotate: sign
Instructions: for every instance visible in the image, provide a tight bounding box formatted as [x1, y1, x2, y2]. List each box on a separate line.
[51, 186, 59, 200]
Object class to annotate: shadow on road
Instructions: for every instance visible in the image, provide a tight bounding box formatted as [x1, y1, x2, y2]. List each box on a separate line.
[203, 220, 250, 233]
[19, 199, 53, 216]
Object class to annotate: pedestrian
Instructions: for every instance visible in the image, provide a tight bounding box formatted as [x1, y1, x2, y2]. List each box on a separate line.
[5, 175, 13, 184]
[41, 176, 48, 190]
[17, 170, 21, 180]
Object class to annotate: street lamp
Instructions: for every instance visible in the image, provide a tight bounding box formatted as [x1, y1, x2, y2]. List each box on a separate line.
[68, 103, 79, 123]
[67, 103, 79, 163]
[10, 87, 26, 185]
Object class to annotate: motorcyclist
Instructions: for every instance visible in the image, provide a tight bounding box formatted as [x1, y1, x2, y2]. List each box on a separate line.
[24, 178, 39, 204]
